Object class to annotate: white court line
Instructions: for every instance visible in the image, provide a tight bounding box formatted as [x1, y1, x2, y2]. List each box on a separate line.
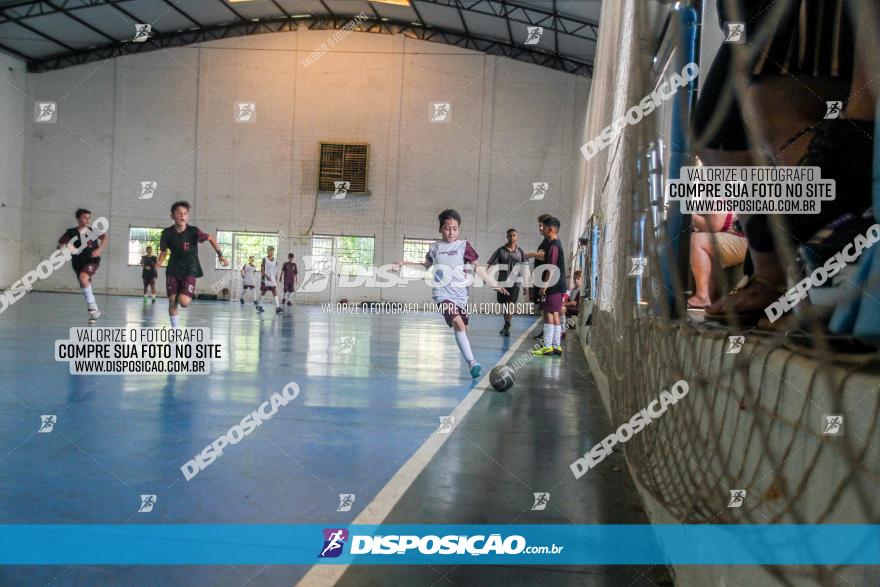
[297, 318, 541, 586]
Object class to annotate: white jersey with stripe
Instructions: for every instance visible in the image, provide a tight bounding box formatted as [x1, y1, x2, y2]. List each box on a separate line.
[262, 257, 278, 286]
[425, 239, 479, 308]
[242, 264, 257, 286]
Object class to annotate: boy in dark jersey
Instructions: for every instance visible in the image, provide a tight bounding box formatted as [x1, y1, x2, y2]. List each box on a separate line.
[281, 253, 298, 306]
[487, 228, 526, 336]
[57, 208, 107, 322]
[527, 214, 552, 340]
[157, 201, 228, 327]
[141, 245, 158, 303]
[530, 216, 565, 356]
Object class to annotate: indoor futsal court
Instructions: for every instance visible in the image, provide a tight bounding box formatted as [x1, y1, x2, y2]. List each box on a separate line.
[1, 1, 879, 587]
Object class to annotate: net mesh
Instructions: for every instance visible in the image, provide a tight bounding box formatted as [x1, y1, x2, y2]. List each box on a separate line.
[575, 1, 880, 584]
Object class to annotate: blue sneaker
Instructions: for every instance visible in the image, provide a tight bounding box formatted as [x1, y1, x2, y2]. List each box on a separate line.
[469, 362, 482, 379]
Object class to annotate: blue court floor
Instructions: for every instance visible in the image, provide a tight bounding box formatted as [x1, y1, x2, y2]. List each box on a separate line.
[0, 292, 667, 586]
[0, 293, 523, 584]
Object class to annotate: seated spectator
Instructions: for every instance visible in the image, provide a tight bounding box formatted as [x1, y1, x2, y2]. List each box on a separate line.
[691, 0, 876, 326]
[688, 213, 747, 309]
[562, 270, 583, 334]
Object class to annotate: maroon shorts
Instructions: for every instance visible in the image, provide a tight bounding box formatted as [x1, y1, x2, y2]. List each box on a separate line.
[261, 284, 277, 295]
[74, 261, 100, 277]
[283, 284, 295, 293]
[542, 292, 564, 313]
[439, 300, 469, 327]
[166, 275, 197, 298]
[142, 276, 156, 285]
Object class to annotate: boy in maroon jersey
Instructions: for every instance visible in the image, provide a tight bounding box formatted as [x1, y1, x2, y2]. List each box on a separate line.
[57, 208, 107, 322]
[157, 201, 228, 327]
[281, 253, 298, 306]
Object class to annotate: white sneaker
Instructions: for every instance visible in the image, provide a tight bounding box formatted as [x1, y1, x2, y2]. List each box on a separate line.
[88, 307, 101, 322]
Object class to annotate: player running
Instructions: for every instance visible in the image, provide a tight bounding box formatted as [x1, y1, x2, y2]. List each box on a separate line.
[394, 209, 507, 379]
[157, 201, 228, 328]
[57, 208, 107, 323]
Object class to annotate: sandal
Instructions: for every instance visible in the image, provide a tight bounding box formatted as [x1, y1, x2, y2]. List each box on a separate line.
[704, 275, 787, 326]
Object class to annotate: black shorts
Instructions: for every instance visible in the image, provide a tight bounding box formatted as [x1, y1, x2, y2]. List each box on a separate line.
[693, 0, 855, 151]
[497, 286, 520, 305]
[73, 258, 100, 277]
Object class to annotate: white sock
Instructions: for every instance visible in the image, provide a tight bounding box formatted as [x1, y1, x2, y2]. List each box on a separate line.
[453, 330, 475, 365]
[274, 296, 280, 308]
[553, 325, 562, 346]
[543, 323, 553, 345]
[170, 314, 179, 328]
[82, 285, 96, 307]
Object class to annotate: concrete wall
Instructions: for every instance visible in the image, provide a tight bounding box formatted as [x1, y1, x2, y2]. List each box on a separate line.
[0, 53, 27, 288]
[18, 29, 590, 301]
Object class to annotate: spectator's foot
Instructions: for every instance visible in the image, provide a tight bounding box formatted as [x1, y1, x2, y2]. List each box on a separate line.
[686, 295, 711, 310]
[704, 275, 785, 326]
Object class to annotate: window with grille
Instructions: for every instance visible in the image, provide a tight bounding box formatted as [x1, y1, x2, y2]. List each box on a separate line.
[311, 235, 375, 276]
[215, 230, 280, 270]
[402, 237, 434, 279]
[318, 143, 369, 194]
[128, 227, 167, 266]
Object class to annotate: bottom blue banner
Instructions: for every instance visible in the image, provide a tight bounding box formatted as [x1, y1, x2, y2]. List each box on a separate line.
[0, 525, 877, 565]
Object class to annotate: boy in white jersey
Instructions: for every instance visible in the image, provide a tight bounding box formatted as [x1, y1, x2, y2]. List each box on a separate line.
[240, 256, 257, 305]
[256, 246, 282, 314]
[395, 209, 507, 379]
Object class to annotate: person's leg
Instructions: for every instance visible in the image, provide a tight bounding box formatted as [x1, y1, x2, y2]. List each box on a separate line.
[168, 294, 179, 327]
[450, 314, 481, 377]
[688, 232, 714, 308]
[150, 279, 157, 299]
[273, 287, 282, 313]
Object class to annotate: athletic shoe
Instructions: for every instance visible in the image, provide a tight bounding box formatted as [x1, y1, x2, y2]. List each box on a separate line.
[275, 307, 283, 314]
[502, 326, 511, 337]
[553, 346, 563, 356]
[469, 362, 482, 379]
[151, 298, 156, 304]
[88, 307, 101, 321]
[531, 346, 554, 356]
[143, 296, 148, 304]
[256, 306, 265, 313]
[287, 301, 293, 306]
[532, 333, 543, 340]
[240, 299, 244, 305]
